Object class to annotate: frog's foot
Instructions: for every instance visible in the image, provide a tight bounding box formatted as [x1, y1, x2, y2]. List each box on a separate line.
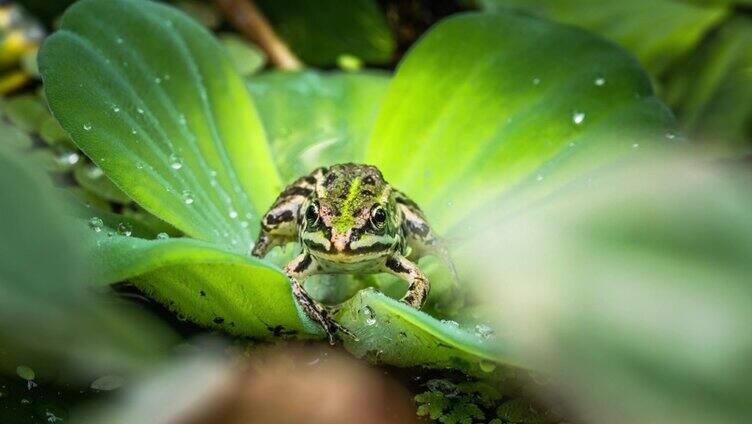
[290, 281, 357, 345]
[320, 313, 358, 345]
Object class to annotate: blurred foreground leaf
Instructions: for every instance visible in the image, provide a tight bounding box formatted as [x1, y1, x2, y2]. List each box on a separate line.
[466, 156, 752, 423]
[0, 147, 176, 382]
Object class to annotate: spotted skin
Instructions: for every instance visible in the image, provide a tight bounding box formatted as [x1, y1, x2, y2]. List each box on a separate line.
[252, 163, 455, 344]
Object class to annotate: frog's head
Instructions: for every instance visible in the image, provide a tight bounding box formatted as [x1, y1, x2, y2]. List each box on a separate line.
[300, 163, 399, 260]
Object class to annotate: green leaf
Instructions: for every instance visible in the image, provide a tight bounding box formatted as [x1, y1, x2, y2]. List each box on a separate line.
[0, 147, 175, 381]
[255, 0, 396, 66]
[247, 70, 390, 182]
[74, 216, 307, 338]
[366, 12, 676, 232]
[39, 0, 282, 252]
[476, 0, 728, 75]
[219, 33, 266, 77]
[468, 157, 752, 423]
[665, 17, 752, 154]
[336, 289, 514, 372]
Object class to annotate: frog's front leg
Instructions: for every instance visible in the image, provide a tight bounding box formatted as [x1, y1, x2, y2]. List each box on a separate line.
[284, 252, 356, 344]
[395, 194, 459, 283]
[252, 169, 324, 257]
[384, 254, 430, 308]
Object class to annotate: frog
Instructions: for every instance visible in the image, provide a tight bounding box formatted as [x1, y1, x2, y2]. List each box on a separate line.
[252, 163, 456, 344]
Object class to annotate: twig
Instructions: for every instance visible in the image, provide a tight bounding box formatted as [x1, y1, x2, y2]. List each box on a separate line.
[214, 0, 303, 70]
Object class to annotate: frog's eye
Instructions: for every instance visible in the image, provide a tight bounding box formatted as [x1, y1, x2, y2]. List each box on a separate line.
[370, 206, 387, 228]
[305, 201, 320, 225]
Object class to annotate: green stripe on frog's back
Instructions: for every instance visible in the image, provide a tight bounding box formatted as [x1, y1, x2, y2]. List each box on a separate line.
[332, 176, 362, 232]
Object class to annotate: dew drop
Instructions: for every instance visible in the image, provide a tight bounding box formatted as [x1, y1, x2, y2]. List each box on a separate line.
[112, 105, 120, 113]
[86, 165, 104, 179]
[361, 305, 377, 326]
[178, 114, 187, 125]
[536, 174, 544, 182]
[632, 143, 640, 149]
[440, 319, 459, 328]
[83, 123, 92, 131]
[131, 128, 137, 135]
[532, 77, 541, 85]
[182, 190, 194, 205]
[228, 210, 238, 219]
[240, 221, 249, 228]
[115, 37, 123, 44]
[137, 107, 144, 115]
[57, 151, 80, 166]
[572, 111, 586, 126]
[116, 222, 133, 237]
[169, 153, 183, 170]
[474, 323, 494, 339]
[665, 131, 676, 140]
[155, 77, 162, 84]
[157, 232, 170, 240]
[594, 76, 606, 86]
[88, 217, 104, 232]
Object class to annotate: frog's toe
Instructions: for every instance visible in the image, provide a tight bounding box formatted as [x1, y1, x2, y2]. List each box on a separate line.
[325, 318, 358, 343]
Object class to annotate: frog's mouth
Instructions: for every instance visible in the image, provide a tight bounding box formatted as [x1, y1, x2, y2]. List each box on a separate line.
[309, 246, 391, 264]
[302, 230, 397, 262]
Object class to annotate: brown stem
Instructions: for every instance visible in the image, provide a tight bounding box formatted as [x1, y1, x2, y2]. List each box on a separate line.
[214, 0, 303, 70]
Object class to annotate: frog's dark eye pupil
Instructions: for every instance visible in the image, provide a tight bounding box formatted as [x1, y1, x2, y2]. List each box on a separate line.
[306, 203, 319, 223]
[371, 207, 386, 227]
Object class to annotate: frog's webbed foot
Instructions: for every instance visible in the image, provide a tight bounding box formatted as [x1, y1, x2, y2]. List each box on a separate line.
[285, 253, 358, 345]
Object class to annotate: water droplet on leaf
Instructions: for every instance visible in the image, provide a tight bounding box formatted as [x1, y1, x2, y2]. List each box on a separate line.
[116, 222, 132, 237]
[361, 305, 376, 326]
[474, 323, 494, 339]
[182, 190, 194, 205]
[88, 217, 104, 232]
[157, 232, 170, 240]
[56, 151, 80, 167]
[572, 111, 586, 126]
[169, 153, 183, 170]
